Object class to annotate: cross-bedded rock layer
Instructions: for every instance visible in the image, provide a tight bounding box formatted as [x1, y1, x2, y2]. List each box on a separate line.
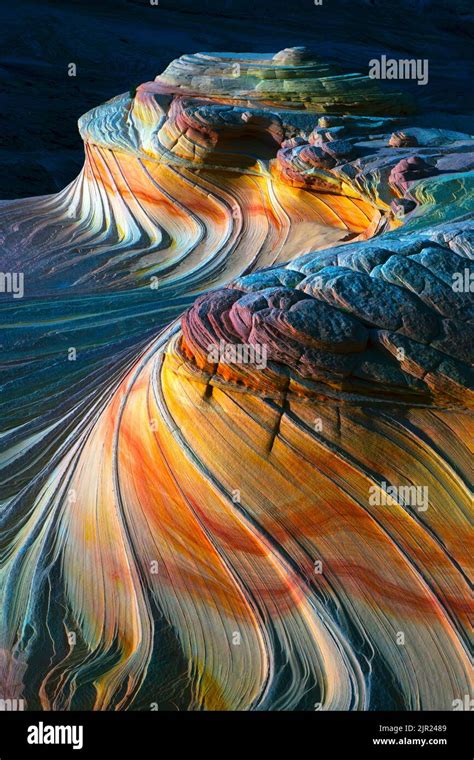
[0, 47, 472, 713]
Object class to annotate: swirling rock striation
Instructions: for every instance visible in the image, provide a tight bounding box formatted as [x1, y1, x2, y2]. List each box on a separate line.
[0, 47, 472, 713]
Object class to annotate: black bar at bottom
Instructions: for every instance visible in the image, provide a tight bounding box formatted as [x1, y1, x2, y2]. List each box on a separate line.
[0, 710, 471, 757]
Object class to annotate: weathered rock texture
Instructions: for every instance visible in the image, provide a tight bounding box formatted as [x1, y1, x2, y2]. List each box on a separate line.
[0, 46, 472, 712]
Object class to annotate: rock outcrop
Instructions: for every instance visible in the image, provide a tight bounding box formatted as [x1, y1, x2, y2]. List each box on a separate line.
[0, 46, 472, 712]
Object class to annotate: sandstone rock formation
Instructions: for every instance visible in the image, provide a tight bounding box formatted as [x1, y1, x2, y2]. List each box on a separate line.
[0, 47, 472, 712]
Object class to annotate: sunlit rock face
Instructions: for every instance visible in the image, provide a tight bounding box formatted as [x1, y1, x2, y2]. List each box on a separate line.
[0, 48, 468, 298]
[2, 48, 403, 299]
[154, 49, 411, 114]
[0, 48, 473, 712]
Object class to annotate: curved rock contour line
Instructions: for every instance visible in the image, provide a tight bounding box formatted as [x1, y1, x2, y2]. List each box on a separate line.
[0, 48, 472, 712]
